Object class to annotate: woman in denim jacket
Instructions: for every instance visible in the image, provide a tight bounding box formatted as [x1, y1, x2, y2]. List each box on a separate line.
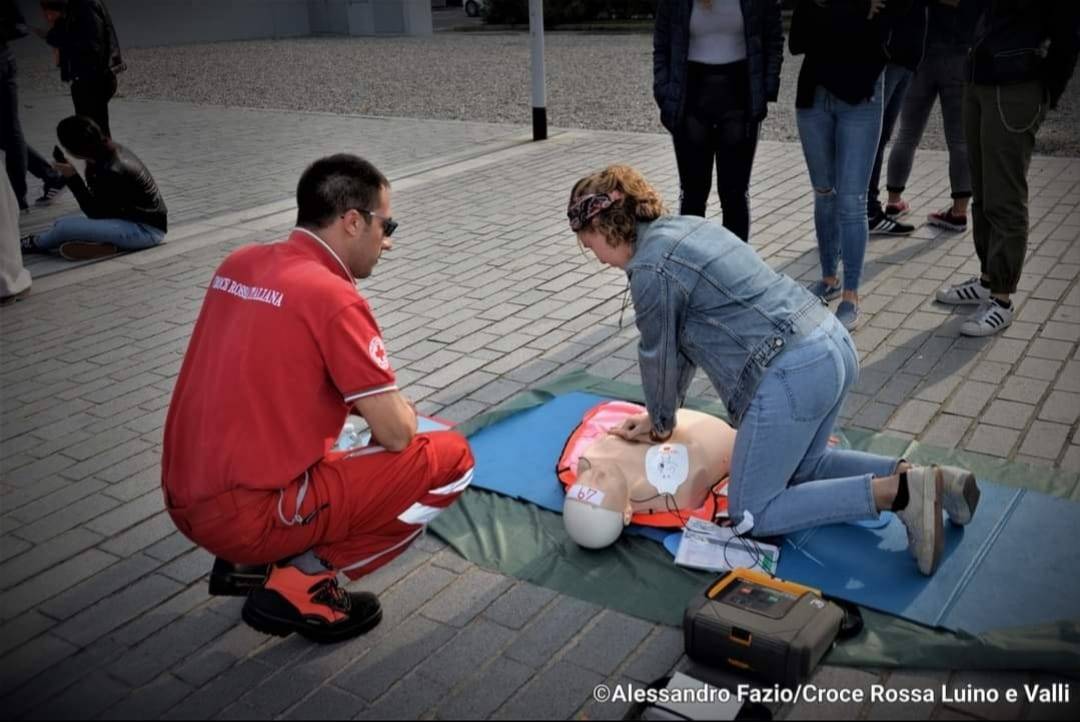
[567, 165, 980, 576]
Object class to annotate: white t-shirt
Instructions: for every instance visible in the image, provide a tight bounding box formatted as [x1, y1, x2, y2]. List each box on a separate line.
[688, 0, 748, 65]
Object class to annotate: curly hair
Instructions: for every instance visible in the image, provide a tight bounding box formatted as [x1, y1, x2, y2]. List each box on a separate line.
[568, 165, 667, 249]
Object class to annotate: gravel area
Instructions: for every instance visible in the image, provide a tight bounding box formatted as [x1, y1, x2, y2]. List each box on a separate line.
[16, 32, 1080, 156]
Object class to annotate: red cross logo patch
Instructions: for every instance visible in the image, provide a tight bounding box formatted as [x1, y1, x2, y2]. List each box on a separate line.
[369, 337, 389, 370]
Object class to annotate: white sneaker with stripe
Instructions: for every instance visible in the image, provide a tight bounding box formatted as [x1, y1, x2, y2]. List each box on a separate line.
[960, 301, 1013, 337]
[935, 277, 991, 306]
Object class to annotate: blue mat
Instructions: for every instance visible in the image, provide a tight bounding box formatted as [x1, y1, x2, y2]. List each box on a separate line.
[468, 391, 1080, 633]
[772, 483, 1080, 634]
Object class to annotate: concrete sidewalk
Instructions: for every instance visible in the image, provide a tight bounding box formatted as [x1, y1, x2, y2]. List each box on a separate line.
[2, 93, 1079, 720]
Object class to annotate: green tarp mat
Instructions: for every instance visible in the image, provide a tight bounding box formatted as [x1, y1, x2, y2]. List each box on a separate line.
[428, 371, 1080, 670]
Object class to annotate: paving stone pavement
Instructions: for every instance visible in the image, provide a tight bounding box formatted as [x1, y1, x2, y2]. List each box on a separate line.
[2, 93, 1079, 720]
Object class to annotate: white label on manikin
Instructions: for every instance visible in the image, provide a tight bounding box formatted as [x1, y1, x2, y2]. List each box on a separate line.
[567, 484, 606, 507]
[645, 443, 690, 496]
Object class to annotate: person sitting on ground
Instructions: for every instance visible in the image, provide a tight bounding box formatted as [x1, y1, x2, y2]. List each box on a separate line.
[20, 115, 166, 261]
[568, 164, 980, 576]
[162, 154, 475, 644]
[563, 407, 736, 549]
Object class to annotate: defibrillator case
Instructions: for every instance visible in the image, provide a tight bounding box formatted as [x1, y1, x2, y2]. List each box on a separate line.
[683, 568, 843, 688]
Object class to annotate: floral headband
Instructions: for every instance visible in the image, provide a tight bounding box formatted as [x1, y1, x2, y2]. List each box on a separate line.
[567, 190, 624, 232]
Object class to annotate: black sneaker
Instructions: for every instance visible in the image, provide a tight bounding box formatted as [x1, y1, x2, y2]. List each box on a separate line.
[241, 565, 382, 644]
[869, 213, 915, 236]
[20, 235, 46, 254]
[34, 181, 67, 207]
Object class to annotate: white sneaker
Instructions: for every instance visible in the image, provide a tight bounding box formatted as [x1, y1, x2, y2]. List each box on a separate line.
[960, 300, 1013, 337]
[939, 466, 979, 526]
[895, 466, 945, 576]
[935, 277, 991, 306]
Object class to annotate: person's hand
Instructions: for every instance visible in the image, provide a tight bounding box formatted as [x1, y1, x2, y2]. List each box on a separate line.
[610, 413, 653, 443]
[867, 0, 886, 19]
[53, 162, 76, 178]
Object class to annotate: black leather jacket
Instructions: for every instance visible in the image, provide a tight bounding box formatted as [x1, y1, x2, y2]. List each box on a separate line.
[654, 0, 784, 129]
[45, 0, 124, 82]
[0, 0, 27, 50]
[969, 0, 1080, 109]
[70, 143, 167, 232]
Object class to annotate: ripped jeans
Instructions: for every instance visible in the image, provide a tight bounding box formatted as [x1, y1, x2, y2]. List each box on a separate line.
[796, 78, 884, 293]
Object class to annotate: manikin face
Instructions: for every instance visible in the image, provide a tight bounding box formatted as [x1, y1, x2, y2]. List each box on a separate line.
[578, 228, 632, 270]
[576, 458, 633, 525]
[347, 186, 394, 279]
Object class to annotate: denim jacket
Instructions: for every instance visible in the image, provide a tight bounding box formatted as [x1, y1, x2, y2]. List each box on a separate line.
[627, 216, 829, 432]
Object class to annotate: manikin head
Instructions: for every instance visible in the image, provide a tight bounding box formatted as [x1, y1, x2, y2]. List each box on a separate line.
[563, 458, 633, 549]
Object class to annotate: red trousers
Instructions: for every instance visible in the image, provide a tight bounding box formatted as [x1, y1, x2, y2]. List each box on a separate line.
[167, 431, 474, 580]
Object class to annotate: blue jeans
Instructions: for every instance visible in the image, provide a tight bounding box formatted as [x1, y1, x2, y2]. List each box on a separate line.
[868, 64, 914, 215]
[36, 215, 165, 252]
[728, 314, 899, 537]
[797, 76, 884, 293]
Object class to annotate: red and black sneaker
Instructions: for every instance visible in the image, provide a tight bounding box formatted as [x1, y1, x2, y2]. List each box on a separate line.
[927, 207, 967, 232]
[241, 565, 382, 644]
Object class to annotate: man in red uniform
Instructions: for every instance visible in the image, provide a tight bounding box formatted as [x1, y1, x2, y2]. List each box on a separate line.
[162, 154, 474, 644]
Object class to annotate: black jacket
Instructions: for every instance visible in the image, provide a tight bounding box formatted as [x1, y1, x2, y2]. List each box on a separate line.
[969, 0, 1080, 109]
[70, 143, 167, 232]
[926, 0, 979, 51]
[45, 0, 124, 82]
[789, 0, 914, 108]
[654, 0, 784, 129]
[0, 0, 27, 49]
[884, 0, 929, 71]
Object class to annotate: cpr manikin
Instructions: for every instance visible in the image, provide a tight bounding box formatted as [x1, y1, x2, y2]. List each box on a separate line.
[562, 407, 736, 549]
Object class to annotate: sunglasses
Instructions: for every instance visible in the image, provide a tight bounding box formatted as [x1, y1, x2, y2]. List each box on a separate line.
[354, 209, 398, 238]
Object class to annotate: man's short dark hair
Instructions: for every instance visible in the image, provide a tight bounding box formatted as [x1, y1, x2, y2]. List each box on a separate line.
[296, 154, 389, 230]
[40, 0, 67, 12]
[57, 115, 108, 158]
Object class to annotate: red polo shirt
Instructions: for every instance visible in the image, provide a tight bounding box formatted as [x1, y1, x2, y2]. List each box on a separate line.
[162, 229, 397, 507]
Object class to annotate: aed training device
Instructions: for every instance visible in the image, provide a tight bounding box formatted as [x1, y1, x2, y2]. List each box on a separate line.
[683, 568, 844, 687]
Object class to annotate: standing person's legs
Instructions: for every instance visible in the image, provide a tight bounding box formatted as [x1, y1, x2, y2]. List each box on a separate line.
[71, 72, 117, 138]
[959, 80, 1044, 337]
[673, 70, 718, 217]
[886, 57, 939, 207]
[964, 83, 989, 277]
[0, 151, 32, 304]
[867, 64, 914, 218]
[26, 146, 65, 202]
[934, 82, 994, 308]
[831, 77, 884, 324]
[710, 62, 756, 242]
[797, 88, 840, 294]
[938, 49, 972, 216]
[0, 51, 29, 208]
[714, 120, 758, 243]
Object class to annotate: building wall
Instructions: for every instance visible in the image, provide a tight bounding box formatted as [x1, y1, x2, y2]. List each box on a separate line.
[18, 0, 432, 48]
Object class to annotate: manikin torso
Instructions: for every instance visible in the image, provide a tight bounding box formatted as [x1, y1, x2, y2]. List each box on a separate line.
[575, 409, 736, 520]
